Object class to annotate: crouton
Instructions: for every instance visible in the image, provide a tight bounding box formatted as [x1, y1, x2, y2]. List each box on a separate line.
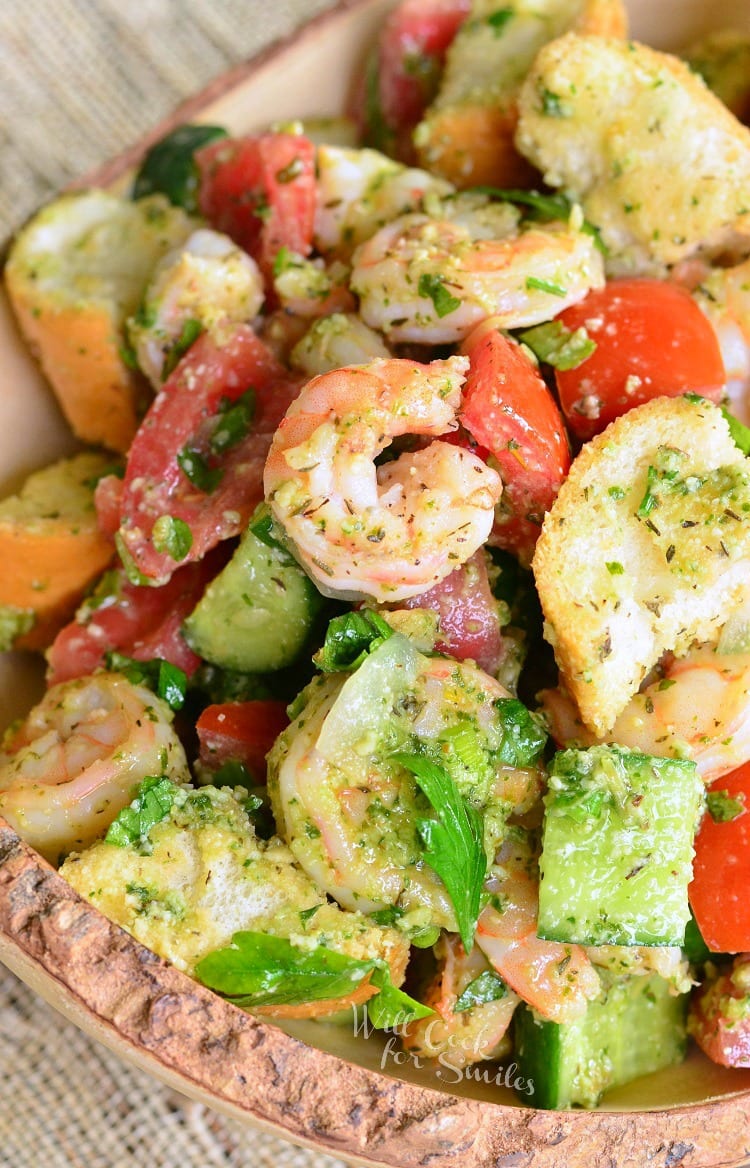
[4, 191, 196, 452]
[61, 783, 409, 1020]
[516, 34, 750, 272]
[415, 0, 627, 188]
[532, 396, 750, 736]
[0, 452, 114, 651]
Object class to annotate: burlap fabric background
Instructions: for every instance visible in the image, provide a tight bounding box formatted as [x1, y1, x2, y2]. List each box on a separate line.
[0, 2, 348, 1165]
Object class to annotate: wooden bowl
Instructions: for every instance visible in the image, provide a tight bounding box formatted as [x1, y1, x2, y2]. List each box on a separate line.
[3, 3, 750, 1164]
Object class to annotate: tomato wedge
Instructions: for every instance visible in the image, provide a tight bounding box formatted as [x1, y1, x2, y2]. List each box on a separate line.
[196, 133, 316, 279]
[460, 323, 570, 565]
[689, 956, 750, 1067]
[196, 700, 289, 780]
[689, 762, 750, 953]
[356, 0, 470, 161]
[401, 550, 506, 674]
[116, 325, 300, 585]
[555, 278, 726, 440]
[46, 552, 226, 686]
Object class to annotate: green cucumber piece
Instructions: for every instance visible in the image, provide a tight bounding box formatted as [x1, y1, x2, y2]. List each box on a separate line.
[515, 972, 688, 1109]
[538, 745, 704, 946]
[184, 519, 324, 673]
[133, 124, 227, 212]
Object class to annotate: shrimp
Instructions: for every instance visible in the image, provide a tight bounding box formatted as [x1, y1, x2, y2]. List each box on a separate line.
[692, 257, 750, 424]
[350, 211, 604, 345]
[290, 313, 391, 379]
[540, 638, 750, 784]
[127, 229, 264, 387]
[263, 355, 502, 602]
[402, 934, 519, 1069]
[475, 829, 601, 1024]
[268, 635, 546, 930]
[0, 673, 188, 863]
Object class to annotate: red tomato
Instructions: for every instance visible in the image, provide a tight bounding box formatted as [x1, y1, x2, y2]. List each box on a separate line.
[460, 323, 570, 565]
[689, 762, 750, 953]
[196, 701, 289, 780]
[555, 279, 726, 440]
[355, 0, 470, 162]
[400, 550, 506, 674]
[116, 325, 300, 585]
[689, 957, 750, 1067]
[46, 552, 226, 686]
[196, 133, 316, 278]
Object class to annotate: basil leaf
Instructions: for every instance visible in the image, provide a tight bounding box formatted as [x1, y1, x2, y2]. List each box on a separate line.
[105, 652, 187, 711]
[474, 187, 608, 254]
[494, 698, 547, 767]
[706, 788, 746, 823]
[152, 514, 193, 561]
[487, 8, 513, 34]
[106, 775, 177, 850]
[394, 751, 486, 952]
[314, 610, 393, 672]
[721, 405, 750, 456]
[210, 389, 256, 455]
[418, 273, 461, 318]
[176, 447, 224, 494]
[247, 504, 294, 557]
[367, 963, 433, 1028]
[132, 124, 228, 212]
[518, 320, 596, 372]
[194, 932, 372, 1007]
[454, 969, 507, 1013]
[163, 318, 204, 378]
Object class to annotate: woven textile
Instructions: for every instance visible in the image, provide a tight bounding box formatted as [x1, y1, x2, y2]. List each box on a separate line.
[1, 2, 349, 1165]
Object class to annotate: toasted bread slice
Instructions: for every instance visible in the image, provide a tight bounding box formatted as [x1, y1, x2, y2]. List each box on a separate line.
[5, 191, 196, 452]
[415, 0, 627, 187]
[0, 452, 114, 651]
[516, 34, 750, 271]
[533, 397, 750, 736]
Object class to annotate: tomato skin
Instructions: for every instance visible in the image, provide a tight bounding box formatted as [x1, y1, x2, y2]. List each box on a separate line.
[555, 278, 726, 441]
[689, 762, 750, 953]
[369, 0, 470, 161]
[196, 700, 289, 780]
[46, 552, 226, 686]
[196, 133, 316, 278]
[689, 957, 750, 1067]
[116, 325, 299, 585]
[460, 323, 570, 565]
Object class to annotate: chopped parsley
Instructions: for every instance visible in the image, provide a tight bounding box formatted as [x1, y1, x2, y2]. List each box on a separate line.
[418, 272, 461, 318]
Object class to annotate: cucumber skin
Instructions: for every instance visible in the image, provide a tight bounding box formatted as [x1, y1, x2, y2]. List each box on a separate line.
[538, 746, 704, 947]
[184, 524, 324, 673]
[515, 973, 688, 1110]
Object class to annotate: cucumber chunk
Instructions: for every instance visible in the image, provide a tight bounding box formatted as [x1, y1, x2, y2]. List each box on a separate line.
[538, 745, 704, 946]
[515, 972, 688, 1109]
[184, 517, 324, 672]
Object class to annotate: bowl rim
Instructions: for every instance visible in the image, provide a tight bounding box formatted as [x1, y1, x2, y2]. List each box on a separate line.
[2, 2, 750, 1164]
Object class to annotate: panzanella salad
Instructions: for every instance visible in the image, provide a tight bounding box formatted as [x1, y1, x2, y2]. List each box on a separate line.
[4, 0, 750, 1109]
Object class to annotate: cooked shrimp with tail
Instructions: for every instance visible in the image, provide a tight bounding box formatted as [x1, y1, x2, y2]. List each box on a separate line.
[264, 355, 502, 602]
[0, 673, 188, 863]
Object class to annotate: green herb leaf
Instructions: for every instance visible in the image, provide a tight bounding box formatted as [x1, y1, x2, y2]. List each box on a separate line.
[454, 969, 507, 1013]
[106, 775, 177, 850]
[525, 276, 568, 298]
[393, 751, 486, 952]
[152, 514, 193, 561]
[114, 533, 152, 586]
[163, 318, 204, 378]
[132, 124, 228, 212]
[367, 963, 433, 1027]
[210, 389, 256, 454]
[637, 465, 659, 518]
[314, 610, 393, 673]
[299, 904, 323, 926]
[541, 88, 566, 117]
[247, 504, 293, 556]
[721, 405, 750, 456]
[706, 788, 746, 823]
[474, 187, 608, 254]
[369, 906, 404, 927]
[177, 447, 224, 493]
[518, 320, 596, 371]
[487, 8, 513, 34]
[105, 652, 187, 711]
[418, 273, 461, 318]
[606, 561, 624, 576]
[494, 698, 547, 767]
